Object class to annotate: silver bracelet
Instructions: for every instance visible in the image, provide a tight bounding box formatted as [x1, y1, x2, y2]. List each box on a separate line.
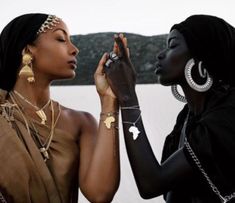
[121, 105, 140, 110]
[122, 110, 141, 140]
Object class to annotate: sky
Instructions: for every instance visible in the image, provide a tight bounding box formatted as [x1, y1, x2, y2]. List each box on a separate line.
[1, 0, 235, 36]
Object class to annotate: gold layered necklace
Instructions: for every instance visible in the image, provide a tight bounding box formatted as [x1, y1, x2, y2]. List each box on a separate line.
[30, 101, 61, 161]
[9, 92, 61, 162]
[13, 90, 50, 125]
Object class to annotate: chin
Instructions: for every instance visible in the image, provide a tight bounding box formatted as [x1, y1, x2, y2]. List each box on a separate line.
[55, 72, 76, 80]
[64, 70, 76, 78]
[157, 76, 172, 86]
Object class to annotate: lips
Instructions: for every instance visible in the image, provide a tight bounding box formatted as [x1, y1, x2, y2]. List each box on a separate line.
[68, 59, 77, 69]
[155, 62, 162, 74]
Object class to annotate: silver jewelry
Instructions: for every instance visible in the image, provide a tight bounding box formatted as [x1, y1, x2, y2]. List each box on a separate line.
[105, 51, 120, 68]
[198, 61, 207, 78]
[13, 90, 51, 125]
[37, 15, 60, 34]
[171, 85, 187, 103]
[184, 58, 213, 92]
[109, 51, 119, 61]
[122, 106, 141, 140]
[184, 137, 235, 203]
[0, 191, 7, 203]
[104, 59, 113, 68]
[121, 105, 140, 110]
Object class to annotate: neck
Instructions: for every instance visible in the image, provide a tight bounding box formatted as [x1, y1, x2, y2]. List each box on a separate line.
[182, 85, 207, 115]
[12, 77, 51, 108]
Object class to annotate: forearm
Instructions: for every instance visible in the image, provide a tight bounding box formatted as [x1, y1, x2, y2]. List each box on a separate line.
[120, 96, 163, 198]
[81, 97, 120, 202]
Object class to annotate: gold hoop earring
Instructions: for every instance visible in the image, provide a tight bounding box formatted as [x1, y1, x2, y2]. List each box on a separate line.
[19, 53, 35, 83]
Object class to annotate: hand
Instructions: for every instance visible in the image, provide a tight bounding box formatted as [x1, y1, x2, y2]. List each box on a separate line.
[113, 33, 130, 58]
[94, 53, 116, 99]
[104, 34, 138, 106]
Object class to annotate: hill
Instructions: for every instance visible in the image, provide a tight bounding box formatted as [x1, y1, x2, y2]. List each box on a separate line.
[53, 32, 167, 85]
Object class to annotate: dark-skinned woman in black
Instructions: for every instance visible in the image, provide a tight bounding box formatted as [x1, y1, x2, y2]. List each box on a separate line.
[103, 15, 235, 202]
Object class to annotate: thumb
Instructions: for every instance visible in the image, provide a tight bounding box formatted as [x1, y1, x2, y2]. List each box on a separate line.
[95, 53, 108, 75]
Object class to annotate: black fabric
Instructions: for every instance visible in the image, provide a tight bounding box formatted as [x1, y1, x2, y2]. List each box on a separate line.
[161, 86, 235, 202]
[0, 13, 48, 91]
[171, 15, 235, 86]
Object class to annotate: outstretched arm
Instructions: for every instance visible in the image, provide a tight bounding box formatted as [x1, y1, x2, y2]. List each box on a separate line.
[79, 53, 120, 203]
[105, 35, 194, 199]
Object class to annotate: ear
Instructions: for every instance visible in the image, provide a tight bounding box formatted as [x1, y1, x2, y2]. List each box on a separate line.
[21, 44, 36, 56]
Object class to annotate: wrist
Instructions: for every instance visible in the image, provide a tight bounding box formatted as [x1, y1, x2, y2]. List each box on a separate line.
[100, 95, 119, 112]
[120, 93, 139, 107]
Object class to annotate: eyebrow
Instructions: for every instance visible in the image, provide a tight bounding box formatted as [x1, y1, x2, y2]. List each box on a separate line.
[52, 28, 68, 36]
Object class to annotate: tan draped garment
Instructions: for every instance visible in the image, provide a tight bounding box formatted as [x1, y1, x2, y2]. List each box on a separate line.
[0, 89, 79, 203]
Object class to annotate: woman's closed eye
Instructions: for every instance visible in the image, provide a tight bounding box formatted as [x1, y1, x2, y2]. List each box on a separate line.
[168, 42, 178, 49]
[57, 38, 66, 42]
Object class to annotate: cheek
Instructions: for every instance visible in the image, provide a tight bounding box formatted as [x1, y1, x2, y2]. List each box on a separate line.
[34, 50, 63, 70]
[159, 51, 189, 85]
[166, 51, 189, 76]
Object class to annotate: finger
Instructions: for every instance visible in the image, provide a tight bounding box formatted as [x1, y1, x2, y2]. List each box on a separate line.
[123, 37, 128, 48]
[126, 47, 130, 58]
[119, 34, 128, 49]
[122, 37, 130, 58]
[113, 41, 118, 53]
[95, 53, 108, 75]
[114, 35, 128, 59]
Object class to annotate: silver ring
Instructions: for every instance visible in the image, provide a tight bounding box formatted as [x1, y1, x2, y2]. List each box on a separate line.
[105, 59, 113, 68]
[109, 51, 119, 61]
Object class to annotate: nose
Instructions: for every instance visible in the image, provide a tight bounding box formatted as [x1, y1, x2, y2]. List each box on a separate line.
[157, 49, 166, 60]
[70, 43, 79, 56]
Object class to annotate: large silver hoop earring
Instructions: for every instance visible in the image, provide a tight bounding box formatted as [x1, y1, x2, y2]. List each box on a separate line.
[184, 59, 213, 92]
[171, 85, 187, 103]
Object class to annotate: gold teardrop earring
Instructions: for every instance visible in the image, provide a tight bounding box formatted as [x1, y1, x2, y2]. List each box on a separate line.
[19, 50, 35, 83]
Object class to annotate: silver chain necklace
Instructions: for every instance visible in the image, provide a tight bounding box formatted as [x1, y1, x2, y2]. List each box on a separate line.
[0, 191, 7, 203]
[184, 137, 235, 203]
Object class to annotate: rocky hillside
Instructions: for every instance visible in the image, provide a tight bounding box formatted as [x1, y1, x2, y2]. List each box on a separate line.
[53, 32, 167, 85]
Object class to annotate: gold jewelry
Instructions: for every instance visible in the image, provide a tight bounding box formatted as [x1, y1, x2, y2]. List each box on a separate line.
[33, 102, 61, 161]
[19, 52, 35, 83]
[0, 102, 17, 123]
[100, 112, 119, 129]
[37, 15, 60, 34]
[13, 90, 51, 125]
[9, 92, 61, 162]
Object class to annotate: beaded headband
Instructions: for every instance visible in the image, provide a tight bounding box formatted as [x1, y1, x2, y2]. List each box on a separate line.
[37, 15, 60, 35]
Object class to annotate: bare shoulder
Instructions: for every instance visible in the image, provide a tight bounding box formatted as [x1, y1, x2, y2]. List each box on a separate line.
[61, 105, 96, 124]
[57, 104, 97, 139]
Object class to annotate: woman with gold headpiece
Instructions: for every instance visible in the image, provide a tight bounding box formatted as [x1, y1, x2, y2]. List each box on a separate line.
[0, 14, 120, 203]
